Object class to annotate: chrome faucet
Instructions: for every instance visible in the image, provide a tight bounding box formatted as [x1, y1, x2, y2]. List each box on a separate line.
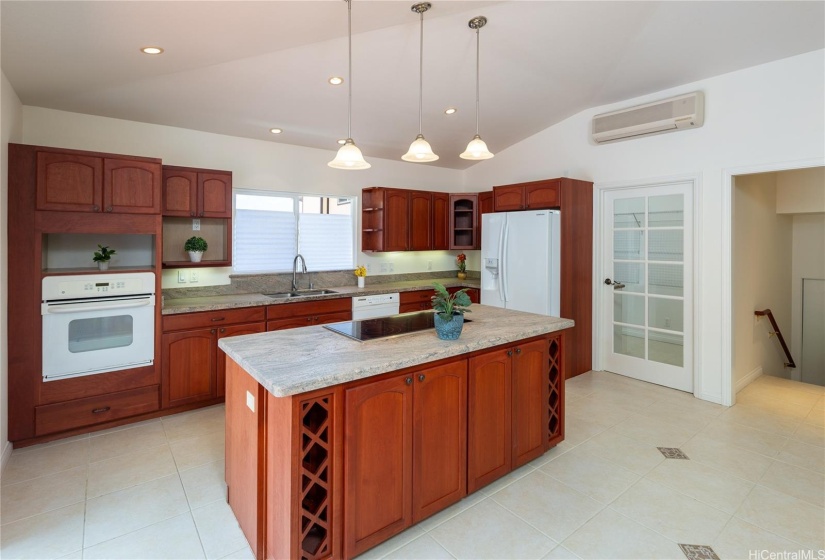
[291, 254, 308, 292]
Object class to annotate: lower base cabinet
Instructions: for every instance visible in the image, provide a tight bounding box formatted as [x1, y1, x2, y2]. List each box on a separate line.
[224, 333, 563, 560]
[344, 360, 467, 557]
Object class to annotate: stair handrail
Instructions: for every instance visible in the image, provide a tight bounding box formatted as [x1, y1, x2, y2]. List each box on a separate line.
[754, 309, 796, 368]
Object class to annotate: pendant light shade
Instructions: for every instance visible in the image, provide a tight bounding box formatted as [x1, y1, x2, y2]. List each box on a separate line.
[329, 0, 371, 170]
[402, 2, 438, 163]
[461, 15, 494, 161]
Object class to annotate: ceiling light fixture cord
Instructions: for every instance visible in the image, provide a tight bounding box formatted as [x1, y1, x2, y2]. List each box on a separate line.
[402, 3, 437, 162]
[460, 15, 493, 160]
[347, 0, 352, 140]
[474, 24, 480, 135]
[418, 7, 423, 135]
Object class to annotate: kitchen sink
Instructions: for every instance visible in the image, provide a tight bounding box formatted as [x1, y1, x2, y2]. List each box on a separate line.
[264, 289, 339, 299]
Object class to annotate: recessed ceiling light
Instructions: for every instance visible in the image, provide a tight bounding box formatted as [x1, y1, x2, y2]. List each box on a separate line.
[337, 139, 347, 145]
[140, 47, 164, 55]
[445, 107, 457, 115]
[269, 128, 283, 134]
[328, 77, 344, 85]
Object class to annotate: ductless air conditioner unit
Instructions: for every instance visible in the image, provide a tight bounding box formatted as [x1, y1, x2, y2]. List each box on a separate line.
[592, 92, 704, 144]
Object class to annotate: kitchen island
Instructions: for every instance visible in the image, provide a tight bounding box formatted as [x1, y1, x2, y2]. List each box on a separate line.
[219, 305, 572, 560]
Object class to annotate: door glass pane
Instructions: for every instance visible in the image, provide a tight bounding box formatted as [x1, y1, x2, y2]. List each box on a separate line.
[614, 197, 645, 228]
[614, 325, 645, 359]
[649, 264, 683, 296]
[614, 262, 645, 293]
[68, 316, 134, 353]
[649, 194, 684, 227]
[648, 230, 682, 262]
[615, 231, 645, 260]
[649, 332, 683, 367]
[614, 293, 645, 326]
[648, 297, 683, 332]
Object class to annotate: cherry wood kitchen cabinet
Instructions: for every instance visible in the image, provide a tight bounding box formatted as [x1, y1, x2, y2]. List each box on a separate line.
[266, 297, 351, 331]
[162, 166, 232, 218]
[36, 149, 162, 214]
[161, 307, 265, 408]
[477, 191, 494, 249]
[399, 289, 435, 313]
[432, 192, 450, 250]
[344, 361, 467, 557]
[449, 194, 478, 250]
[448, 286, 480, 304]
[409, 190, 433, 251]
[492, 179, 560, 212]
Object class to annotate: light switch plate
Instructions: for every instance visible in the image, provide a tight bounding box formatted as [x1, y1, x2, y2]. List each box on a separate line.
[177, 271, 187, 283]
[246, 391, 255, 412]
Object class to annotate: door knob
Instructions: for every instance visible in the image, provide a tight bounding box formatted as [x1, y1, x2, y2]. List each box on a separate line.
[418, 374, 425, 382]
[405, 377, 413, 385]
[507, 350, 513, 357]
[515, 348, 522, 355]
[604, 278, 626, 289]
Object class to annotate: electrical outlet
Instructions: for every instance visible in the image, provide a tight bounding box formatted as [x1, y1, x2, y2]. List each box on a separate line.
[427, 260, 432, 271]
[177, 271, 187, 283]
[246, 391, 255, 412]
[192, 219, 201, 231]
[664, 317, 671, 328]
[190, 271, 199, 283]
[388, 262, 395, 272]
[380, 263, 389, 273]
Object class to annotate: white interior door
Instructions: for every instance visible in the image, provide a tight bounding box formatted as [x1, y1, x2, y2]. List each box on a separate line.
[601, 182, 693, 392]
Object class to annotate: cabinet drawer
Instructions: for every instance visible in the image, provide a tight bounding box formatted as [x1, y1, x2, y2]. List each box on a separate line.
[267, 298, 350, 320]
[163, 307, 266, 332]
[400, 290, 434, 304]
[400, 302, 431, 313]
[36, 385, 159, 436]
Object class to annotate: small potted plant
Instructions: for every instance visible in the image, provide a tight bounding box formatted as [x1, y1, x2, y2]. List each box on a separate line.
[354, 265, 367, 288]
[456, 253, 467, 280]
[184, 236, 208, 263]
[431, 282, 472, 340]
[92, 245, 116, 271]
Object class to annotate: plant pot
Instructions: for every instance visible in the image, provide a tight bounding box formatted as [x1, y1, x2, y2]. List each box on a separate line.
[357, 277, 365, 288]
[434, 312, 464, 340]
[188, 251, 204, 263]
[457, 272, 467, 280]
[97, 261, 109, 271]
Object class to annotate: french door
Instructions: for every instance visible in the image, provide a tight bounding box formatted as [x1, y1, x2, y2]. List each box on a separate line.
[601, 182, 693, 392]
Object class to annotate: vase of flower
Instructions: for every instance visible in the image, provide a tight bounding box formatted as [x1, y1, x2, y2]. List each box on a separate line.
[431, 282, 472, 340]
[456, 253, 467, 279]
[354, 265, 367, 288]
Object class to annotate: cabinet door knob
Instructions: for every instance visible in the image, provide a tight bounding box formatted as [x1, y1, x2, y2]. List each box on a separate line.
[507, 350, 513, 357]
[200, 211, 205, 217]
[190, 211, 195, 217]
[106, 206, 113, 212]
[220, 328, 226, 333]
[418, 374, 426, 382]
[306, 317, 312, 322]
[405, 377, 413, 385]
[211, 329, 216, 334]
[93, 205, 100, 212]
[515, 348, 522, 355]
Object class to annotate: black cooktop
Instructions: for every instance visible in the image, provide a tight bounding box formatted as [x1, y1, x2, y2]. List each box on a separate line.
[324, 310, 470, 342]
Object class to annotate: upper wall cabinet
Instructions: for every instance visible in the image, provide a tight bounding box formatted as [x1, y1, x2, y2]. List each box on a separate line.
[449, 194, 477, 250]
[362, 187, 441, 252]
[493, 179, 560, 212]
[36, 151, 162, 214]
[162, 166, 232, 218]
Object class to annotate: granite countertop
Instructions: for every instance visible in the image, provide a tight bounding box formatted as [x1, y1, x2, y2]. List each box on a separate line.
[218, 305, 573, 397]
[162, 277, 481, 315]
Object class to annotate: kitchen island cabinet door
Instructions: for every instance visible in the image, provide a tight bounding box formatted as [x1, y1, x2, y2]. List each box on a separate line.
[467, 348, 512, 493]
[216, 322, 265, 398]
[161, 329, 216, 408]
[412, 361, 467, 523]
[345, 375, 413, 557]
[511, 339, 550, 468]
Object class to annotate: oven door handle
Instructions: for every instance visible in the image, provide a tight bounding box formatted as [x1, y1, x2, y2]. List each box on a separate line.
[43, 298, 154, 314]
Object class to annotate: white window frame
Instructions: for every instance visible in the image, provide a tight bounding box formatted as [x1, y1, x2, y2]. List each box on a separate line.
[233, 188, 358, 274]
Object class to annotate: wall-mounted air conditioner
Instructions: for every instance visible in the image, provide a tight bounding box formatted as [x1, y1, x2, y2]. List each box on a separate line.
[592, 92, 704, 144]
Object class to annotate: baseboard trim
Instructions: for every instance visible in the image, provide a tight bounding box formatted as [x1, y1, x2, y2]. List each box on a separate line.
[1, 440, 12, 476]
[735, 366, 763, 394]
[695, 391, 724, 406]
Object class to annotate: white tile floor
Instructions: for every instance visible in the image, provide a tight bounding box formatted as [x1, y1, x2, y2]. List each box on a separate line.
[1, 371, 823, 560]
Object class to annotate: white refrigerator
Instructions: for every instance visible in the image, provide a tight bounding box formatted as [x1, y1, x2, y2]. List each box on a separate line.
[481, 210, 561, 316]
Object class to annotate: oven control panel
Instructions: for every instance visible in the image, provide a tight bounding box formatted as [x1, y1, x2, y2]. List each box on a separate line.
[43, 272, 156, 301]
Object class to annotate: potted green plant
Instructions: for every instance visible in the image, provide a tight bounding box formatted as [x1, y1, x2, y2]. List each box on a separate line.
[184, 236, 208, 262]
[92, 244, 116, 271]
[431, 282, 472, 340]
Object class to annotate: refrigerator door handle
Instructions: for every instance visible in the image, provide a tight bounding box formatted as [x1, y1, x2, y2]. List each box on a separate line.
[499, 221, 510, 307]
[498, 220, 506, 303]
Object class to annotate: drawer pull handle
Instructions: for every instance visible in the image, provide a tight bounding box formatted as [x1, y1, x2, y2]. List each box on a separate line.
[92, 407, 111, 414]
[210, 317, 225, 322]
[418, 374, 425, 382]
[515, 348, 522, 355]
[507, 350, 513, 357]
[405, 377, 413, 385]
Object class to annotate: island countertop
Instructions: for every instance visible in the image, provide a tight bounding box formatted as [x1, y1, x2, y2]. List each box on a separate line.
[218, 304, 573, 397]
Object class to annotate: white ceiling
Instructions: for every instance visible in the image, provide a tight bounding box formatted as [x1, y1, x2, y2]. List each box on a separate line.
[2, 1, 823, 169]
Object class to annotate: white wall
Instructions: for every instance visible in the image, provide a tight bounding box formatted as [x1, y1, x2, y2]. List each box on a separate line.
[791, 213, 825, 382]
[1, 71, 24, 471]
[20, 107, 473, 288]
[777, 167, 825, 214]
[463, 50, 825, 404]
[733, 173, 793, 384]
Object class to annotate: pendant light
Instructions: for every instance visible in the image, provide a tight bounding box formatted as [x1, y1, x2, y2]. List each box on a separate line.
[402, 2, 438, 163]
[329, 0, 371, 170]
[460, 16, 494, 160]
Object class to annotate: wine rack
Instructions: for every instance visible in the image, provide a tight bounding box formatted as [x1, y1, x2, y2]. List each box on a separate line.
[299, 396, 333, 559]
[547, 335, 563, 445]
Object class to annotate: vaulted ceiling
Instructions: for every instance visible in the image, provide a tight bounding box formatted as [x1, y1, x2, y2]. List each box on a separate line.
[2, 1, 823, 169]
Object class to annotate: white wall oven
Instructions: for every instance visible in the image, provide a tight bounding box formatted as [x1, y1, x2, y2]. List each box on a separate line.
[41, 272, 156, 381]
